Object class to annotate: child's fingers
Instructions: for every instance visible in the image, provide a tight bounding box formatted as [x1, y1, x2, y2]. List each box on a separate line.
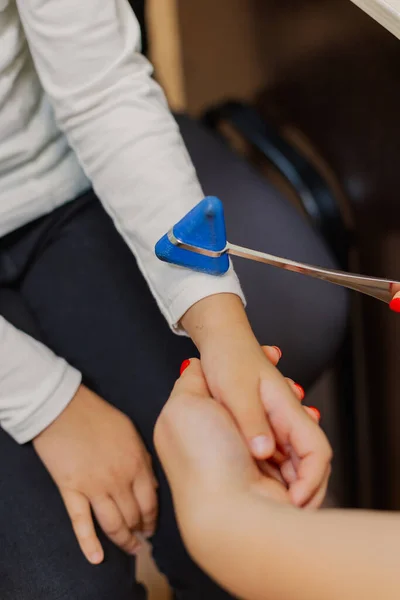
[133, 467, 159, 539]
[92, 495, 142, 556]
[62, 489, 104, 565]
[226, 386, 276, 460]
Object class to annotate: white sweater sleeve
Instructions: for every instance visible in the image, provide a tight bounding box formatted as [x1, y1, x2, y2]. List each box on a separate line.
[16, 0, 245, 330]
[0, 316, 81, 444]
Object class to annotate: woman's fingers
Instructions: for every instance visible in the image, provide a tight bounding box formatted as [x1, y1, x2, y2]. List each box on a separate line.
[390, 291, 400, 312]
[260, 377, 332, 507]
[62, 489, 104, 565]
[261, 348, 305, 402]
[304, 406, 321, 423]
[280, 456, 298, 485]
[286, 378, 305, 402]
[178, 351, 328, 507]
[288, 438, 332, 507]
[258, 459, 286, 485]
[270, 406, 323, 499]
[261, 345, 282, 366]
[263, 353, 322, 480]
[269, 378, 305, 466]
[92, 495, 142, 555]
[262, 349, 309, 470]
[176, 358, 210, 397]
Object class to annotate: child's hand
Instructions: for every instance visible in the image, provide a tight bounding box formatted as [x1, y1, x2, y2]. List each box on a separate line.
[182, 294, 332, 508]
[33, 385, 158, 564]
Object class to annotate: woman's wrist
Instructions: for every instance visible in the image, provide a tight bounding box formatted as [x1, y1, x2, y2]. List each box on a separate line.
[180, 293, 253, 351]
[179, 489, 291, 597]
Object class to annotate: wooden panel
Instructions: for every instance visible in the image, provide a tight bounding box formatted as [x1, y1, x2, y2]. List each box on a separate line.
[147, 0, 186, 111]
[148, 0, 272, 114]
[147, 0, 400, 114]
[176, 0, 268, 115]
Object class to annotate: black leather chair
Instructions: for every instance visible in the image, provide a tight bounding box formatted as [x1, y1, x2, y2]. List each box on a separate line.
[202, 0, 400, 510]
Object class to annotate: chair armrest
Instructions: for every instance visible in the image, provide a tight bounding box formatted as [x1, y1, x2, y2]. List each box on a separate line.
[202, 101, 349, 267]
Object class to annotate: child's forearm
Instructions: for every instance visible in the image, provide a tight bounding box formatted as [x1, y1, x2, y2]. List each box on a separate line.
[179, 491, 400, 600]
[181, 293, 253, 351]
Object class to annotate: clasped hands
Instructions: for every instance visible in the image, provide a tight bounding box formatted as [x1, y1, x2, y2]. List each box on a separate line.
[155, 346, 333, 516]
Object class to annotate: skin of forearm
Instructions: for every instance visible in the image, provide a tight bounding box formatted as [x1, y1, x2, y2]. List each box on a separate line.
[178, 492, 400, 600]
[180, 293, 255, 350]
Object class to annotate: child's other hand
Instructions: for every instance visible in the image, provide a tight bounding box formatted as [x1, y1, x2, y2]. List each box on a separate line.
[33, 385, 158, 564]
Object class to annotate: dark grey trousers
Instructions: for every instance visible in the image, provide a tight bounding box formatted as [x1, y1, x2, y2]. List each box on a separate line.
[0, 115, 348, 599]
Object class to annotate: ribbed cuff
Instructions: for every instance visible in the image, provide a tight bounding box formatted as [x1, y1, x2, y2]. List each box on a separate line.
[11, 364, 82, 444]
[166, 266, 246, 335]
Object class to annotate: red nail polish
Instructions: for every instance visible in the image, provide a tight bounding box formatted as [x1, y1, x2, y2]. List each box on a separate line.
[272, 346, 282, 359]
[390, 297, 400, 313]
[180, 359, 190, 375]
[295, 383, 305, 401]
[309, 406, 321, 420]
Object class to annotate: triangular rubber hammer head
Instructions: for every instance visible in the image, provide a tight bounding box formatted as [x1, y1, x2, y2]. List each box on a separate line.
[155, 196, 230, 275]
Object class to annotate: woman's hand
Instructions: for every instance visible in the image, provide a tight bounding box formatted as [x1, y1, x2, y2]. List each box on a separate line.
[157, 358, 400, 600]
[155, 358, 291, 510]
[390, 290, 400, 312]
[259, 345, 329, 507]
[182, 293, 332, 507]
[33, 385, 158, 564]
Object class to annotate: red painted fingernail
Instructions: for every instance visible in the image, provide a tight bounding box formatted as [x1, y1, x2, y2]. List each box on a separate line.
[389, 297, 400, 312]
[309, 406, 321, 420]
[295, 383, 305, 401]
[272, 346, 282, 359]
[180, 359, 190, 375]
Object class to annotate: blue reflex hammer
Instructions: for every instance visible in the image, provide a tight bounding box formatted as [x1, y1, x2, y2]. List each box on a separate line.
[155, 196, 399, 304]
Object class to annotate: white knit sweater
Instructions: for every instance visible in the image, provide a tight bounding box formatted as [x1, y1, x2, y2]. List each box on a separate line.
[0, 0, 243, 443]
